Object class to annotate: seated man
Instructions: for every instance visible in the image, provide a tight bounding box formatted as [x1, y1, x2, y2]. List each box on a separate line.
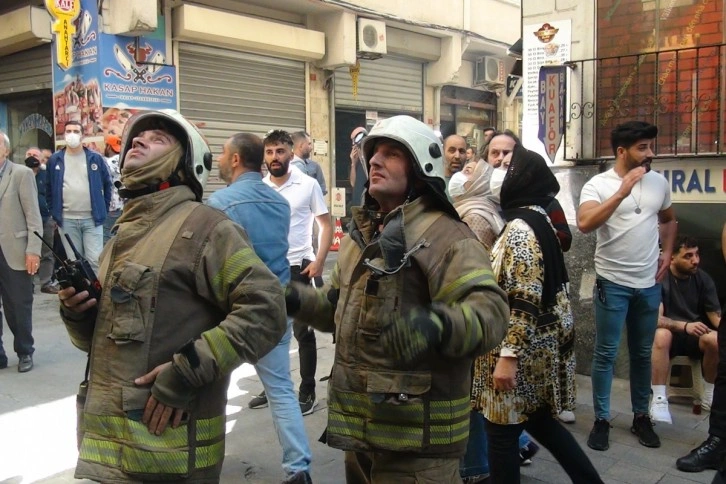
[650, 236, 721, 425]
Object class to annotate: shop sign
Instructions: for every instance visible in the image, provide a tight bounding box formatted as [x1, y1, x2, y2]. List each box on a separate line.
[538, 65, 566, 163]
[19, 114, 54, 138]
[99, 23, 176, 110]
[46, 0, 81, 70]
[655, 159, 726, 203]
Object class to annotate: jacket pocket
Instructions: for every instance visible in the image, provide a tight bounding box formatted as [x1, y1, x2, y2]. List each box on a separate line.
[359, 273, 399, 335]
[365, 370, 431, 451]
[107, 262, 156, 344]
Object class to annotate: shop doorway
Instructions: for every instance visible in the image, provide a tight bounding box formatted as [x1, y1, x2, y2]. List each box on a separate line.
[2, 90, 54, 163]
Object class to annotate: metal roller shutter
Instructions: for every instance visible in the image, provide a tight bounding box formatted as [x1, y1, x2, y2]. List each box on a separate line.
[335, 56, 423, 114]
[177, 43, 306, 197]
[0, 45, 52, 96]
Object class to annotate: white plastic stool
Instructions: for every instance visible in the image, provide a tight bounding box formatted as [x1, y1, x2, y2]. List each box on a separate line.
[667, 355, 704, 412]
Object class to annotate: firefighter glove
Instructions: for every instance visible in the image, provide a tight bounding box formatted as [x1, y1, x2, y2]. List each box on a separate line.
[380, 307, 447, 366]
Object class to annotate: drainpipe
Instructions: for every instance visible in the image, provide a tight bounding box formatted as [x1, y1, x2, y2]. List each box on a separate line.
[433, 85, 442, 132]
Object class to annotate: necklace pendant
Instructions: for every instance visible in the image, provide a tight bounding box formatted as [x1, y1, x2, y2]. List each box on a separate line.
[635, 207, 642, 214]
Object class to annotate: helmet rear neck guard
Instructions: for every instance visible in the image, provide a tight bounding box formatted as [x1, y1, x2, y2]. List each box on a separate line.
[119, 109, 212, 201]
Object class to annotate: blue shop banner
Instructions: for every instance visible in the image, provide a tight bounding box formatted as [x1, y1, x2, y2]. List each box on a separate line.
[49, 0, 176, 149]
[50, 0, 101, 143]
[537, 65, 567, 164]
[100, 26, 177, 112]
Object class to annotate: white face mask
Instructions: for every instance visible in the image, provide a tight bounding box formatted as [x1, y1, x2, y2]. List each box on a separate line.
[489, 168, 507, 199]
[65, 132, 82, 149]
[448, 171, 469, 198]
[39, 163, 47, 170]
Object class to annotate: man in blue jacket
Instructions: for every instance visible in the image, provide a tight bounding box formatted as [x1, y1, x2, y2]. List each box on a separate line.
[46, 121, 112, 274]
[206, 133, 313, 484]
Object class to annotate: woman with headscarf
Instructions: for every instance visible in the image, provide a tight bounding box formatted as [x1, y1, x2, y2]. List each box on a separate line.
[478, 144, 603, 484]
[449, 160, 537, 483]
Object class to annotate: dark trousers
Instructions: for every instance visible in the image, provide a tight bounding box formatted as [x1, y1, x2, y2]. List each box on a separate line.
[37, 217, 56, 287]
[0, 247, 35, 359]
[485, 408, 603, 484]
[290, 263, 320, 397]
[709, 316, 726, 439]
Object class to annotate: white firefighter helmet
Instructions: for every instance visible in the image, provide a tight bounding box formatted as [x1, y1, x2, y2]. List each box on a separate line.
[119, 109, 212, 201]
[361, 115, 455, 215]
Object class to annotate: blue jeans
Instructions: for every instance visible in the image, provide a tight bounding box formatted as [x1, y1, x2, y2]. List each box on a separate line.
[255, 319, 312, 476]
[61, 218, 103, 275]
[591, 276, 661, 419]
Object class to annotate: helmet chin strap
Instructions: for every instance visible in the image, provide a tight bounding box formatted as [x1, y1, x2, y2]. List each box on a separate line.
[117, 171, 183, 199]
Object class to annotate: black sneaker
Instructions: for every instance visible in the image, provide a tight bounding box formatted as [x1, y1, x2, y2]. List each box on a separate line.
[299, 392, 316, 416]
[587, 419, 611, 451]
[676, 435, 726, 472]
[631, 414, 661, 448]
[0, 356, 7, 369]
[248, 390, 268, 409]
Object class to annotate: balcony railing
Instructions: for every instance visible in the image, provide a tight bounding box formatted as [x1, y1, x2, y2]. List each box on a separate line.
[565, 43, 726, 161]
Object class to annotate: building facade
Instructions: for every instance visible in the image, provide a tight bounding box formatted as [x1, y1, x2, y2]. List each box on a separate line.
[522, 0, 726, 376]
[0, 0, 521, 202]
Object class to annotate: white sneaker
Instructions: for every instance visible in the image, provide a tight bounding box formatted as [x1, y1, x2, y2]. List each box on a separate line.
[650, 396, 673, 424]
[558, 410, 576, 423]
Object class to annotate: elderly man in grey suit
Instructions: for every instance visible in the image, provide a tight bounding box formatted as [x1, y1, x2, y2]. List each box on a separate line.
[0, 130, 42, 372]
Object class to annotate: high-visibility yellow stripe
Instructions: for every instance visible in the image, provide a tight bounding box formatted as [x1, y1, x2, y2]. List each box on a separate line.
[196, 439, 225, 468]
[460, 303, 483, 354]
[83, 414, 224, 448]
[435, 269, 497, 303]
[79, 437, 223, 474]
[327, 413, 365, 440]
[122, 447, 188, 474]
[368, 422, 424, 448]
[211, 247, 258, 300]
[430, 395, 471, 421]
[80, 437, 121, 467]
[430, 418, 470, 445]
[196, 415, 225, 441]
[328, 391, 470, 450]
[203, 326, 240, 374]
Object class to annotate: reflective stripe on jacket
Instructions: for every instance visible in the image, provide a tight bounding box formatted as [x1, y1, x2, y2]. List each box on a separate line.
[295, 195, 509, 458]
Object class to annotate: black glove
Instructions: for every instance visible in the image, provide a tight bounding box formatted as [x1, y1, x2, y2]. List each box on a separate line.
[380, 307, 447, 366]
[285, 283, 303, 317]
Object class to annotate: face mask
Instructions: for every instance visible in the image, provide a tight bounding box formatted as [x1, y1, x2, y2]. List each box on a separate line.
[65, 133, 82, 148]
[39, 163, 47, 170]
[448, 171, 469, 198]
[489, 168, 506, 199]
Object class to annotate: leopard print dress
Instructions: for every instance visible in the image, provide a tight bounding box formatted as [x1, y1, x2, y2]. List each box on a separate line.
[473, 207, 577, 424]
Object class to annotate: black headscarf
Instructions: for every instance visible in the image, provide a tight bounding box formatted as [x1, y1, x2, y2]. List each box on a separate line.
[501, 144, 568, 306]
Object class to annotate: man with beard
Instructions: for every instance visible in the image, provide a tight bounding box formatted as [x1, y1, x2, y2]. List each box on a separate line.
[26, 147, 58, 294]
[443, 134, 467, 184]
[291, 131, 327, 195]
[57, 110, 286, 482]
[257, 129, 333, 416]
[207, 133, 313, 484]
[650, 236, 720, 425]
[577, 120, 677, 452]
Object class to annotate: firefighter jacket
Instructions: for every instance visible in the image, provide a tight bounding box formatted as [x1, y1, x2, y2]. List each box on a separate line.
[294, 194, 509, 458]
[60, 185, 286, 482]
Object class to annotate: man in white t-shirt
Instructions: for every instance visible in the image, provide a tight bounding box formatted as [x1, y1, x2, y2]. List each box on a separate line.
[260, 129, 333, 416]
[577, 121, 677, 453]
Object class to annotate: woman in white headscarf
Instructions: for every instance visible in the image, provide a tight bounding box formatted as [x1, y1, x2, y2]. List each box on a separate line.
[449, 159, 504, 251]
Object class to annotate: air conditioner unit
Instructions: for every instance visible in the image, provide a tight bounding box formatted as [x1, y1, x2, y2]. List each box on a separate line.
[474, 56, 505, 86]
[357, 18, 387, 60]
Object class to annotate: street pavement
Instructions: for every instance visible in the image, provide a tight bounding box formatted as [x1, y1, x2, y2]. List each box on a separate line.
[0, 251, 720, 483]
